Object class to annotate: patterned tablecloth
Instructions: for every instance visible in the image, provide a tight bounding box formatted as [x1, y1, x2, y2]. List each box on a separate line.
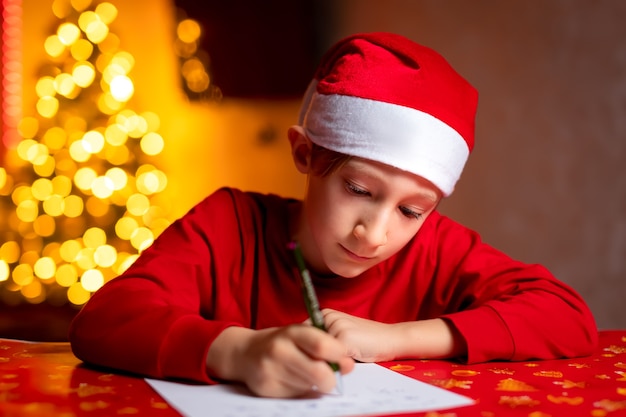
[1, 331, 625, 417]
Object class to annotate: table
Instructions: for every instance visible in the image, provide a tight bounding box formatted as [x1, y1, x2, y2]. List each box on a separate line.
[1, 331, 625, 417]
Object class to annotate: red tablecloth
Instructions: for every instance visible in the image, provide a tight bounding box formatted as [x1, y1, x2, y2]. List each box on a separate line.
[1, 331, 625, 416]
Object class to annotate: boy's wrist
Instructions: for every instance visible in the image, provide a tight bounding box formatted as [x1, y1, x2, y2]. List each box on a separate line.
[392, 318, 466, 360]
[205, 326, 254, 382]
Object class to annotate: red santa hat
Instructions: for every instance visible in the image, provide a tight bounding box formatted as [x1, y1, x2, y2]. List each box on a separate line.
[298, 32, 478, 197]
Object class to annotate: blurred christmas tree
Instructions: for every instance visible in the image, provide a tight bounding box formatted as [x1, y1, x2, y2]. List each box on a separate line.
[0, 0, 172, 307]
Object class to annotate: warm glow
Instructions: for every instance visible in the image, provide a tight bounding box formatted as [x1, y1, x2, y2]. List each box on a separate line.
[1, 0, 171, 307]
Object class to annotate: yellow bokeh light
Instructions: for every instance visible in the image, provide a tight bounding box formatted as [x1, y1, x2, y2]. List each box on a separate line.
[54, 73, 78, 97]
[63, 194, 84, 217]
[52, 0, 72, 19]
[104, 123, 128, 146]
[21, 280, 44, 302]
[56, 263, 79, 287]
[28, 143, 51, 165]
[34, 256, 57, 279]
[32, 178, 54, 201]
[177, 19, 201, 43]
[137, 171, 161, 195]
[68, 282, 90, 305]
[109, 75, 134, 102]
[0, 168, 6, 189]
[98, 92, 123, 114]
[69, 139, 91, 162]
[116, 111, 147, 138]
[42, 126, 67, 150]
[105, 144, 130, 165]
[84, 227, 107, 248]
[116, 253, 138, 275]
[33, 214, 56, 237]
[70, 38, 94, 61]
[36, 76, 56, 98]
[85, 19, 109, 44]
[105, 167, 127, 190]
[86, 196, 109, 217]
[97, 32, 120, 54]
[94, 244, 117, 268]
[52, 175, 72, 197]
[0, 261, 9, 282]
[127, 193, 150, 216]
[111, 51, 135, 73]
[73, 61, 96, 87]
[130, 227, 154, 251]
[95, 2, 117, 24]
[43, 242, 62, 262]
[33, 156, 56, 177]
[115, 216, 138, 240]
[12, 185, 33, 205]
[74, 167, 97, 190]
[57, 22, 81, 46]
[185, 67, 210, 93]
[43, 194, 65, 216]
[17, 139, 37, 161]
[81, 269, 104, 292]
[16, 200, 39, 222]
[12, 263, 34, 286]
[82, 130, 105, 153]
[44, 34, 66, 58]
[71, 0, 92, 13]
[37, 96, 60, 118]
[0, 241, 21, 264]
[60, 240, 82, 263]
[76, 247, 96, 270]
[140, 132, 164, 156]
[78, 10, 98, 32]
[91, 175, 114, 198]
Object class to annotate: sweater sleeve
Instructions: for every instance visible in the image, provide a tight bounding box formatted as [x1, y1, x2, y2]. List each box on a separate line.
[68, 188, 248, 383]
[423, 214, 598, 363]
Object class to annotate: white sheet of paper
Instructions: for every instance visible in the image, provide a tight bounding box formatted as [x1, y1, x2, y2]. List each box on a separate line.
[146, 363, 474, 417]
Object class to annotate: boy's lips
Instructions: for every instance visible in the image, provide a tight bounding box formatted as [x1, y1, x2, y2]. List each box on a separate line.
[340, 244, 374, 261]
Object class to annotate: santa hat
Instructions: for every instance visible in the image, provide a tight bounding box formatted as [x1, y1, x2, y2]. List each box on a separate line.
[298, 32, 478, 197]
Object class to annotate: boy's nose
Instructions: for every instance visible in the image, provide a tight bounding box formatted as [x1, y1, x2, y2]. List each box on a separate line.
[353, 218, 388, 248]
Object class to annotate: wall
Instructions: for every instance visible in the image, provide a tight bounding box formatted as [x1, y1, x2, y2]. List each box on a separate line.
[19, 0, 625, 329]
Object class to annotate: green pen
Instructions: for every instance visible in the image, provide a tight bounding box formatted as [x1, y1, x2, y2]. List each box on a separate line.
[288, 241, 343, 395]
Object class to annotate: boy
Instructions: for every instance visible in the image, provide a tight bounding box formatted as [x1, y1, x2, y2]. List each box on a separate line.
[69, 32, 597, 398]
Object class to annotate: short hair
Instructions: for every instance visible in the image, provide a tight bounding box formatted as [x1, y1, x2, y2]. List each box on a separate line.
[310, 143, 352, 177]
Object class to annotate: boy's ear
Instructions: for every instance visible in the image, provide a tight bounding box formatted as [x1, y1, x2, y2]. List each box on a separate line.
[288, 126, 313, 174]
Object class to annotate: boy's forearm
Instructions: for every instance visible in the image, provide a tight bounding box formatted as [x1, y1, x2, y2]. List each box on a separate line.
[392, 318, 467, 360]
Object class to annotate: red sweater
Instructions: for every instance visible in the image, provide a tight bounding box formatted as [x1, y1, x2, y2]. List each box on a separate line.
[69, 188, 597, 383]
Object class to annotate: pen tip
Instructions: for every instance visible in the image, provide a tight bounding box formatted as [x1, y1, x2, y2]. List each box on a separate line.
[335, 371, 343, 395]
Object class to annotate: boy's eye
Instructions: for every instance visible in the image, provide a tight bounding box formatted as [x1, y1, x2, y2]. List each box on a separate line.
[400, 206, 423, 220]
[345, 182, 370, 196]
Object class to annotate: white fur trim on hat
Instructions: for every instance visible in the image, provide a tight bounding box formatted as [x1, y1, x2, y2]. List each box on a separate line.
[300, 85, 469, 197]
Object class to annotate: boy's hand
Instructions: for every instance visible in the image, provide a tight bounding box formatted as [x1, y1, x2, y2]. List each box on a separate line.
[206, 325, 354, 398]
[321, 309, 400, 362]
[321, 309, 467, 362]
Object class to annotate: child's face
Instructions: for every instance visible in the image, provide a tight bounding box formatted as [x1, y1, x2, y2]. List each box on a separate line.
[301, 155, 442, 278]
